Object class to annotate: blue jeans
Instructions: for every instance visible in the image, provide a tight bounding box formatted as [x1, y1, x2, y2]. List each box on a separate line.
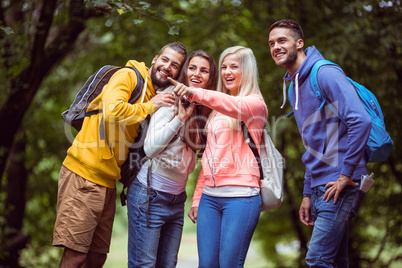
[306, 185, 365, 267]
[127, 178, 187, 268]
[197, 194, 261, 268]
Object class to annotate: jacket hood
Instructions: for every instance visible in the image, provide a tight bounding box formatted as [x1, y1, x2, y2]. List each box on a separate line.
[284, 46, 324, 83]
[280, 46, 324, 110]
[125, 59, 158, 96]
[126, 60, 149, 78]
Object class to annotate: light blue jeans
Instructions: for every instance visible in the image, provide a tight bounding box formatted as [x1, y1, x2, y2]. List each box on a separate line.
[127, 178, 187, 268]
[196, 193, 261, 268]
[306, 185, 365, 267]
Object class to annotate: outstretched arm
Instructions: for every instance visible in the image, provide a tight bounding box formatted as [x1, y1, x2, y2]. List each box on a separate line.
[168, 77, 267, 124]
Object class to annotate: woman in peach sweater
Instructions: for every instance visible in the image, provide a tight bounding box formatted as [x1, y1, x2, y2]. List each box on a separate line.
[170, 46, 268, 268]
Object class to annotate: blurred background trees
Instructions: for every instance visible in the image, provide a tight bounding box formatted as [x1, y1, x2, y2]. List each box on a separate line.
[0, 0, 401, 267]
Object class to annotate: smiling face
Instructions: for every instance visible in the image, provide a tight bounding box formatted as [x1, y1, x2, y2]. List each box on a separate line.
[150, 47, 185, 89]
[268, 27, 303, 74]
[221, 53, 241, 95]
[186, 56, 210, 89]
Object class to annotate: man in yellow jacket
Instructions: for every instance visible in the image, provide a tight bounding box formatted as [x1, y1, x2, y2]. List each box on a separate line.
[53, 42, 187, 267]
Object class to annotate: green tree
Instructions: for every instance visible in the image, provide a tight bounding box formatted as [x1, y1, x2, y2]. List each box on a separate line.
[0, 1, 100, 265]
[0, 0, 181, 266]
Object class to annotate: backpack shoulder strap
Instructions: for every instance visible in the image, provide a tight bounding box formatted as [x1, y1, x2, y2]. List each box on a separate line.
[124, 66, 146, 104]
[310, 59, 346, 124]
[240, 122, 264, 180]
[310, 59, 334, 109]
[99, 66, 145, 142]
[119, 114, 151, 206]
[286, 60, 335, 119]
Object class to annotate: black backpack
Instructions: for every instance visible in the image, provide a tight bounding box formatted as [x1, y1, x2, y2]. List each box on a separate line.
[119, 115, 151, 206]
[62, 65, 145, 131]
[62, 65, 150, 205]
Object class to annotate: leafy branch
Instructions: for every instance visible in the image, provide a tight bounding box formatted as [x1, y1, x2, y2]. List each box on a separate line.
[87, 0, 186, 35]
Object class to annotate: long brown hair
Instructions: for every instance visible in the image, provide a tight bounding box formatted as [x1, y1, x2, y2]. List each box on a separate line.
[178, 50, 217, 152]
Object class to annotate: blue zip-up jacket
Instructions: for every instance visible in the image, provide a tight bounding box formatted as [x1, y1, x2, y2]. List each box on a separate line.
[284, 46, 371, 195]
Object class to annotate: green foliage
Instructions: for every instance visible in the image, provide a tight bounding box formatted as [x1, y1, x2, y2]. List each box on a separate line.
[1, 0, 401, 266]
[87, 0, 184, 35]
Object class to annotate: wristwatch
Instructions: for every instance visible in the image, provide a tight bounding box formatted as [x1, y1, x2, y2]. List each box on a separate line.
[303, 194, 311, 198]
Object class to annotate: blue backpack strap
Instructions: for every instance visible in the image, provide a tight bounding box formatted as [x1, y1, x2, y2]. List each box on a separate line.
[287, 59, 338, 119]
[311, 60, 393, 163]
[310, 59, 332, 110]
[310, 59, 347, 124]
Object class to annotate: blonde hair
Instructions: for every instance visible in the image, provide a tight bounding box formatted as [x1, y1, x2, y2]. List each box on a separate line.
[211, 46, 262, 129]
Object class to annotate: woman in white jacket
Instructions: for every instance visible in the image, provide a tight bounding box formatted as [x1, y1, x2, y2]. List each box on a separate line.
[127, 50, 217, 268]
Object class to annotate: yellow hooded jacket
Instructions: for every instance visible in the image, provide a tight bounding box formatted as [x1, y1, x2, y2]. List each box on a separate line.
[63, 60, 156, 188]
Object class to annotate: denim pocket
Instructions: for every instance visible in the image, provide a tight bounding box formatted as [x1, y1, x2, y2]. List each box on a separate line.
[147, 189, 160, 204]
[128, 179, 160, 208]
[136, 187, 159, 207]
[335, 186, 364, 220]
[351, 188, 365, 217]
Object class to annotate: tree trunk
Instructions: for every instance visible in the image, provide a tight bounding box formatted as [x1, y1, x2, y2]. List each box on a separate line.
[0, 0, 98, 189]
[0, 0, 101, 265]
[0, 129, 29, 267]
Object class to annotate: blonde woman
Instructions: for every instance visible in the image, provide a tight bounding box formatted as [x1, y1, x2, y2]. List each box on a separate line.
[170, 46, 268, 268]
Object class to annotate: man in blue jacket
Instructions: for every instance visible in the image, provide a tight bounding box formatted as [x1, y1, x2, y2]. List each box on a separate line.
[268, 19, 371, 267]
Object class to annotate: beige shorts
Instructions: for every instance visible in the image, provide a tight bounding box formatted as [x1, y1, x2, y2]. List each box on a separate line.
[53, 165, 116, 254]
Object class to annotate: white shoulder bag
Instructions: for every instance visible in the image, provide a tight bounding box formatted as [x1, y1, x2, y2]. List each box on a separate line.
[241, 122, 284, 211]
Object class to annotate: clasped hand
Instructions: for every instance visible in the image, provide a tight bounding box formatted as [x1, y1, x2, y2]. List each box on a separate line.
[176, 97, 194, 122]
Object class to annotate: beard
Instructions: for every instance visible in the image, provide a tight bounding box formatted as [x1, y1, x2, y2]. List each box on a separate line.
[281, 44, 298, 70]
[150, 66, 172, 88]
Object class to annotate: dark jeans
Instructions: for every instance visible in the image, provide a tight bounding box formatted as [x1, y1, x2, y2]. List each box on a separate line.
[306, 185, 365, 267]
[127, 178, 186, 268]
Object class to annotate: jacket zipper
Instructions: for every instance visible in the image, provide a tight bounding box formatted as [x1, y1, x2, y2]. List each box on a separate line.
[209, 117, 223, 187]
